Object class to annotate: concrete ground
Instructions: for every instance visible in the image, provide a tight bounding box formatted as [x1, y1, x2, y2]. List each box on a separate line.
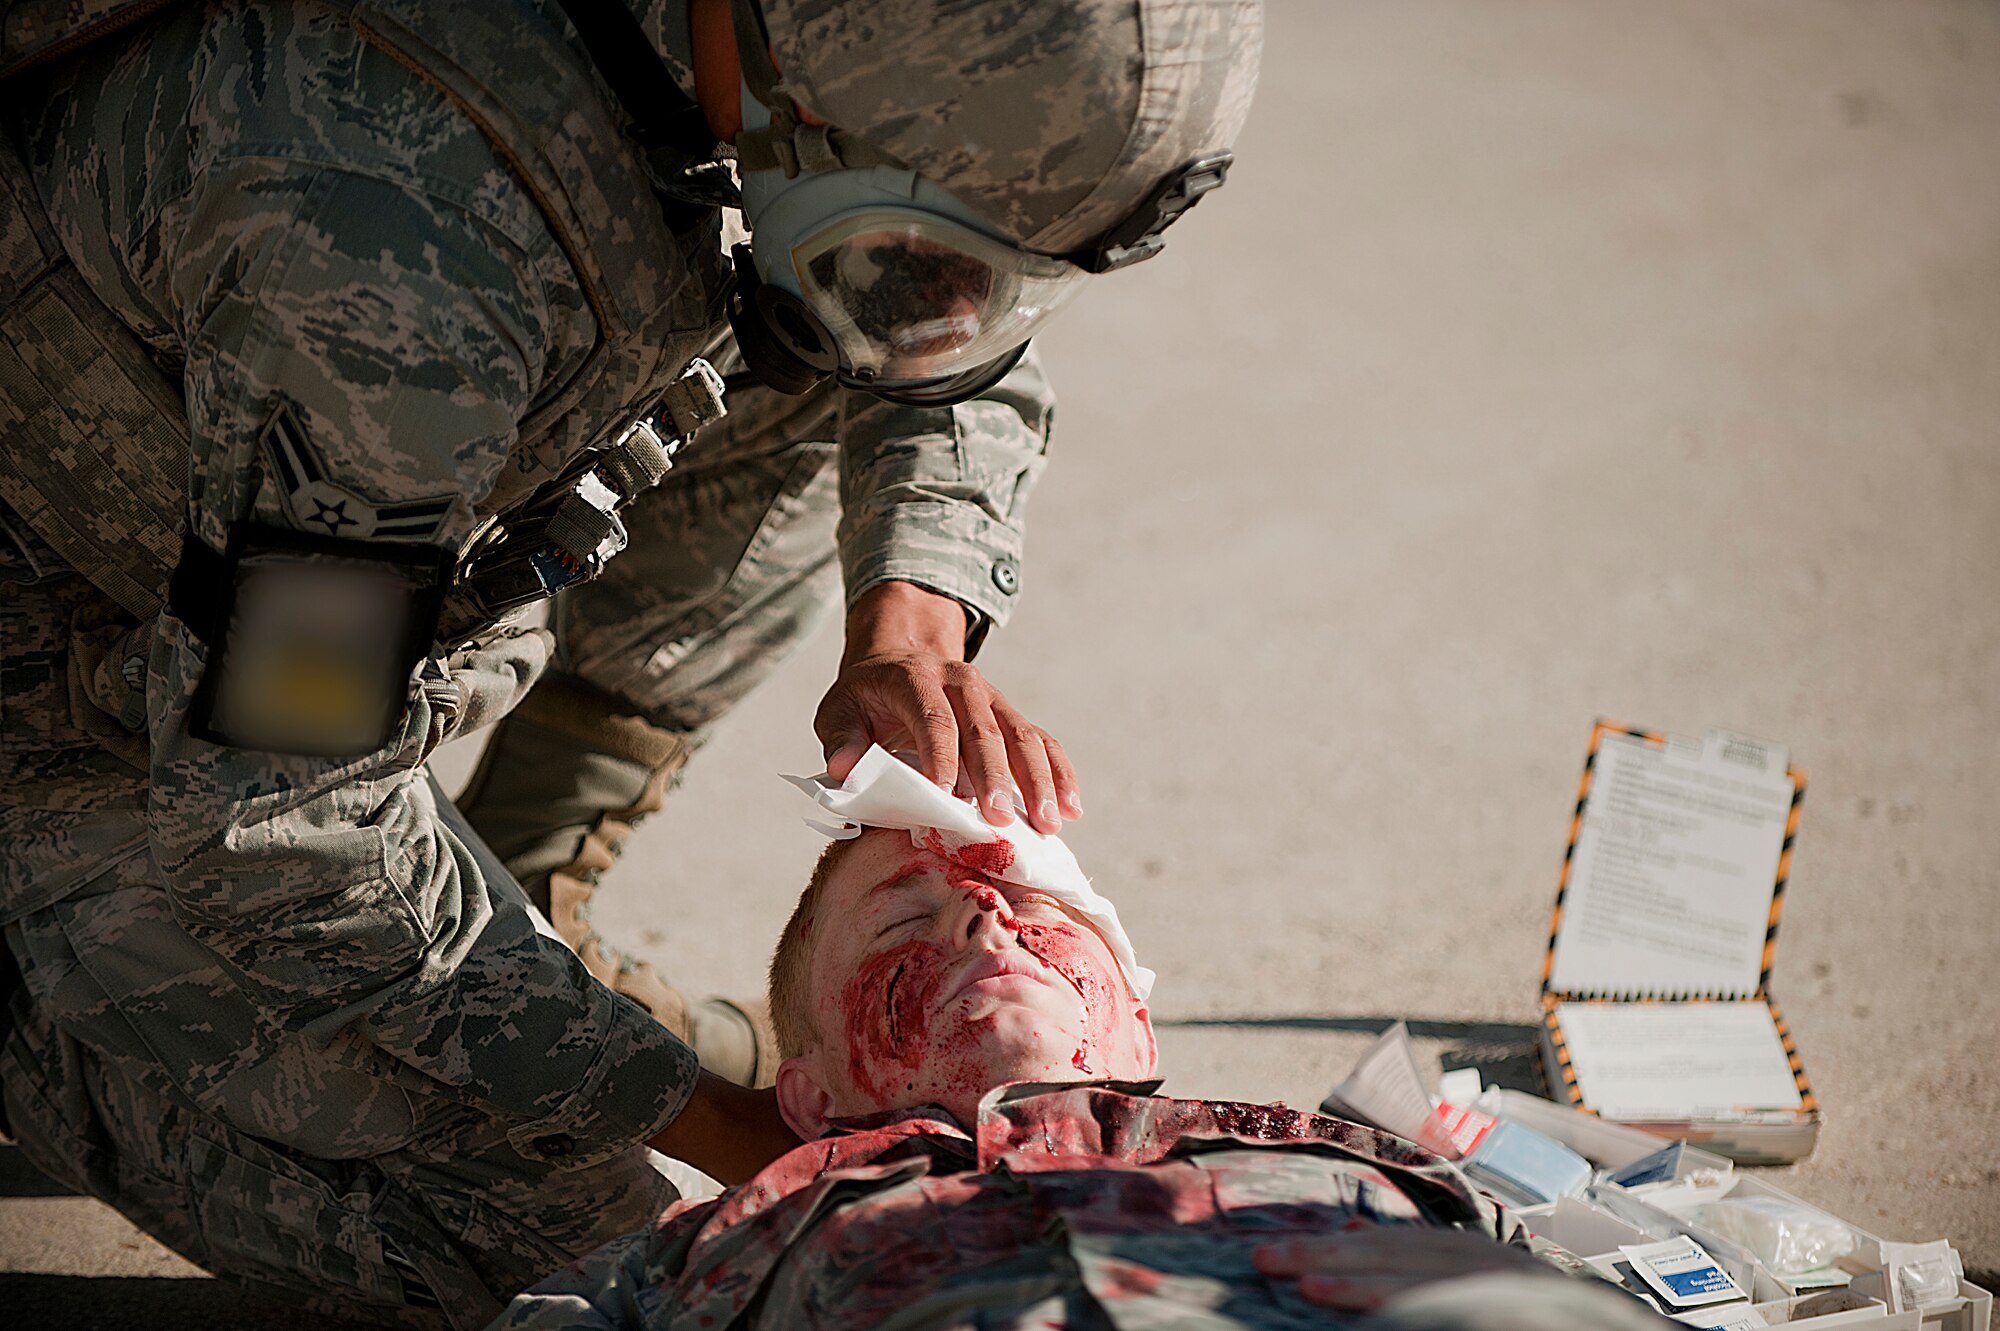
[5, 0, 1996, 1321]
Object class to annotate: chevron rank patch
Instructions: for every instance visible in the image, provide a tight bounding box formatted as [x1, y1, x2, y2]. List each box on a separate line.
[263, 403, 456, 541]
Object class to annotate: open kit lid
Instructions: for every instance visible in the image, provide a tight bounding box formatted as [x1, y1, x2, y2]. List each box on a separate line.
[1535, 724, 1821, 1157]
[1543, 722, 1805, 1004]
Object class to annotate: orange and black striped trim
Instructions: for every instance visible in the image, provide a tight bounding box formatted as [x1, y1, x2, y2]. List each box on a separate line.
[1769, 999, 1819, 1112]
[1542, 721, 1659, 996]
[1540, 996, 1588, 1109]
[1544, 723, 1805, 1002]
[1759, 774, 1808, 994]
[1546, 995, 1819, 1116]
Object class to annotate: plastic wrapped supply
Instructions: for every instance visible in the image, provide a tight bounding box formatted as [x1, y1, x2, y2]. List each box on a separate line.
[1688, 1197, 1856, 1277]
[1878, 1240, 1965, 1312]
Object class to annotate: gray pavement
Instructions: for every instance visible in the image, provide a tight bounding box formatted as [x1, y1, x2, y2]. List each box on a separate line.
[5, 0, 1996, 1319]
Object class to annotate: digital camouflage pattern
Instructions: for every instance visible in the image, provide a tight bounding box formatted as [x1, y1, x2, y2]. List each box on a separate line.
[755, 0, 1266, 253]
[559, 342, 1052, 729]
[0, 496, 693, 1331]
[495, 1083, 1674, 1331]
[1, 0, 1056, 1321]
[0, 802, 684, 1329]
[0, 0, 162, 78]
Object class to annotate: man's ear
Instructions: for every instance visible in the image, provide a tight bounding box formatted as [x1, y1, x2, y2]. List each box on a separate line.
[776, 1055, 835, 1140]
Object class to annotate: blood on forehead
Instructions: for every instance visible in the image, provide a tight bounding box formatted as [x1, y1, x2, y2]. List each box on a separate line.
[893, 830, 1017, 882]
[921, 831, 1016, 880]
[862, 831, 1018, 898]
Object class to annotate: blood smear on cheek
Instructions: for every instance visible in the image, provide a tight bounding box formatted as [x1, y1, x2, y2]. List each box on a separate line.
[840, 939, 946, 1102]
[1014, 920, 1125, 1073]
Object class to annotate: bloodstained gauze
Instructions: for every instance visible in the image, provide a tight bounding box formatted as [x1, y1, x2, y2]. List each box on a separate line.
[916, 830, 1017, 882]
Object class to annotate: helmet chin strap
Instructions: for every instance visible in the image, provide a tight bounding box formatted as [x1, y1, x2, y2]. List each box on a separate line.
[726, 242, 836, 395]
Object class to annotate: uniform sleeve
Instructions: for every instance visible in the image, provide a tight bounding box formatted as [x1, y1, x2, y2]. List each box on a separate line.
[144, 156, 696, 1168]
[832, 345, 1054, 647]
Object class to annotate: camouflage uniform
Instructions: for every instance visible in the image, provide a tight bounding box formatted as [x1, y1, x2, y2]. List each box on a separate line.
[0, 0, 1049, 1323]
[495, 1083, 1679, 1331]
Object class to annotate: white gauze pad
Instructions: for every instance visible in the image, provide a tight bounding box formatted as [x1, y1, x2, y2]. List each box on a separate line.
[783, 745, 1156, 1001]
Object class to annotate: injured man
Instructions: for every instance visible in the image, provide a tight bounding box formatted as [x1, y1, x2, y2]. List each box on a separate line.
[495, 749, 1672, 1331]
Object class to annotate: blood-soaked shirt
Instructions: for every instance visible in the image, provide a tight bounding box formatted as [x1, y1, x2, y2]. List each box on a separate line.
[495, 1082, 1548, 1330]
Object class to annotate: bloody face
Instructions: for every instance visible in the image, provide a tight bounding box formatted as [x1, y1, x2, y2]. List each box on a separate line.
[796, 828, 1155, 1128]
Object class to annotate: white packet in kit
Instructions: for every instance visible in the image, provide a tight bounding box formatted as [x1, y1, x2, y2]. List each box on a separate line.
[1879, 1239, 1963, 1311]
[1689, 1196, 1856, 1276]
[1620, 1237, 1749, 1310]
[1319, 1022, 1444, 1149]
[1671, 1305, 1769, 1330]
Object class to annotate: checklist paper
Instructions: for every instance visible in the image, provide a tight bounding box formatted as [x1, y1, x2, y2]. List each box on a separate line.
[1555, 1001, 1803, 1119]
[1548, 730, 1794, 999]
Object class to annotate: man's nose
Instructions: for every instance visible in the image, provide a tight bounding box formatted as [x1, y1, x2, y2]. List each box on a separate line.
[949, 886, 1014, 952]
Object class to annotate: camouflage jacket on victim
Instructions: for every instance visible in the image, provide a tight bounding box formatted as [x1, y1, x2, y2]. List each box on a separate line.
[492, 1083, 1670, 1331]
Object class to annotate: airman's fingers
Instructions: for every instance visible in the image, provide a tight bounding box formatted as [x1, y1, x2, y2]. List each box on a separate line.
[813, 689, 869, 779]
[992, 696, 1058, 832]
[1044, 731, 1081, 820]
[946, 669, 1013, 824]
[904, 672, 963, 795]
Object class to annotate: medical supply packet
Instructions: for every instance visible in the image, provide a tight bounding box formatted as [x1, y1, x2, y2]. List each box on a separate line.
[1622, 1237, 1751, 1310]
[1538, 721, 1820, 1162]
[1672, 1305, 1769, 1329]
[1317, 1055, 1987, 1328]
[1879, 1242, 1966, 1314]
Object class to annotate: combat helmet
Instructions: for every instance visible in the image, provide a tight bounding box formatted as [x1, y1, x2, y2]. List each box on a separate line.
[720, 0, 1265, 403]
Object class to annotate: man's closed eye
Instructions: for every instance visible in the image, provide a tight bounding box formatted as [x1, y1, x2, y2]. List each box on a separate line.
[875, 914, 926, 940]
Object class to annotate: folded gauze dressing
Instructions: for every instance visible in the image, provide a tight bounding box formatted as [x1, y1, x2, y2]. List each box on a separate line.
[784, 744, 1155, 1002]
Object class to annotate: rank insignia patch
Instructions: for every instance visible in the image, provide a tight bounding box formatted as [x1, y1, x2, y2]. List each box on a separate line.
[263, 403, 456, 542]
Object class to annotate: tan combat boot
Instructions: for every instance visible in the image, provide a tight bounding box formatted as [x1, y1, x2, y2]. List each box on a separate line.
[458, 673, 778, 1087]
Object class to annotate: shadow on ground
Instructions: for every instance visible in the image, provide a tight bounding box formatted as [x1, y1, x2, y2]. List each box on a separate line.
[0, 1273, 384, 1329]
[1156, 1014, 1551, 1097]
[0, 1141, 71, 1197]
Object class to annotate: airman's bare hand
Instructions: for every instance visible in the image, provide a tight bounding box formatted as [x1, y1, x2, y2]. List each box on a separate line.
[815, 582, 1080, 833]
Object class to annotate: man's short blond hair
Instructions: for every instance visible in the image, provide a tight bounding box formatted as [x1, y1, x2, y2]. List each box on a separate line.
[767, 837, 858, 1060]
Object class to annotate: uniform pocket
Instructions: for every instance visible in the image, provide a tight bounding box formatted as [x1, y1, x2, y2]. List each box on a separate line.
[184, 1130, 407, 1306]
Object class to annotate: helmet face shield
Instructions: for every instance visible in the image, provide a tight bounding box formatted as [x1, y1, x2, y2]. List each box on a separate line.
[792, 212, 1086, 389]
[732, 156, 1092, 403]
